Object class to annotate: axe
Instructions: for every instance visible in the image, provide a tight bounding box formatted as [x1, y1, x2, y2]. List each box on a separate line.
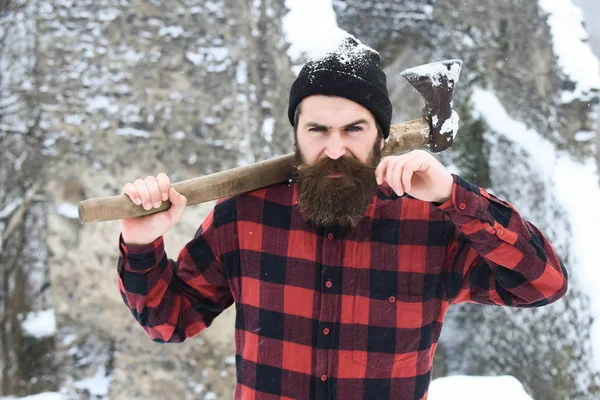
[78, 59, 462, 223]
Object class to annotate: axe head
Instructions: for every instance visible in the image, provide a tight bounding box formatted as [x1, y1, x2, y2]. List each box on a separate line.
[400, 59, 463, 152]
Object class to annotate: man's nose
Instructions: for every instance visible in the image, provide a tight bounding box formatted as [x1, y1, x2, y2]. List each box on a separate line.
[323, 132, 347, 160]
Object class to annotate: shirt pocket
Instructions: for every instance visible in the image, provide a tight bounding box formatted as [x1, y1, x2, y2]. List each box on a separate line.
[352, 287, 424, 373]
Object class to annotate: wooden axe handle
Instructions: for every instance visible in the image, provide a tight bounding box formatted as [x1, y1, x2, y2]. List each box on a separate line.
[78, 118, 429, 223]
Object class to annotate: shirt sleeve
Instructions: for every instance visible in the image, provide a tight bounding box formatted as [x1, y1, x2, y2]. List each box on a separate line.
[117, 205, 234, 343]
[437, 174, 568, 307]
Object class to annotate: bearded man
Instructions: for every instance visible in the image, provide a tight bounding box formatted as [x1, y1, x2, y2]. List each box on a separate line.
[116, 37, 568, 400]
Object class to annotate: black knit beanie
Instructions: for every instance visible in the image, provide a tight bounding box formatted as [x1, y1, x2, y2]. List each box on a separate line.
[288, 36, 393, 138]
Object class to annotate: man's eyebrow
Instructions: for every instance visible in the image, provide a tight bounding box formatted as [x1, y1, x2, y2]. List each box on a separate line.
[343, 119, 370, 128]
[304, 122, 329, 128]
[303, 119, 370, 128]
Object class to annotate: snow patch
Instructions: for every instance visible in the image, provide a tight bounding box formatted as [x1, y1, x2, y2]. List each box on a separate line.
[473, 89, 555, 181]
[122, 49, 144, 65]
[191, 383, 204, 393]
[97, 8, 119, 22]
[171, 131, 186, 140]
[186, 47, 230, 72]
[203, 47, 230, 72]
[402, 61, 461, 88]
[159, 26, 184, 38]
[539, 0, 600, 102]
[115, 128, 150, 138]
[574, 130, 596, 142]
[283, 0, 351, 65]
[262, 117, 275, 142]
[186, 51, 203, 66]
[64, 114, 83, 125]
[73, 366, 112, 397]
[21, 309, 56, 339]
[429, 375, 533, 400]
[204, 1, 222, 14]
[441, 110, 460, 139]
[204, 117, 220, 125]
[236, 61, 248, 85]
[87, 96, 119, 115]
[57, 203, 79, 219]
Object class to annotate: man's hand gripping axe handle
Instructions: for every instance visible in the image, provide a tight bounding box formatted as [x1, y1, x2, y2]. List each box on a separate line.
[78, 60, 462, 223]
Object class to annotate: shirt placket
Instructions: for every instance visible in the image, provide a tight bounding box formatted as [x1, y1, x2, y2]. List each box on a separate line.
[316, 228, 342, 400]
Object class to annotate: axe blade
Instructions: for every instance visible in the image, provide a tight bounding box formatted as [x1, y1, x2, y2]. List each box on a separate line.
[400, 59, 463, 152]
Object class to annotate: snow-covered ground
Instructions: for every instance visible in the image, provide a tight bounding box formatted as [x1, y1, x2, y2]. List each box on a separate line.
[0, 375, 531, 400]
[429, 375, 534, 400]
[72, 366, 112, 397]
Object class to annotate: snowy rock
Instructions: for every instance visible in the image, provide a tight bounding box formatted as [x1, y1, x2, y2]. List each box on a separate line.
[21, 309, 57, 339]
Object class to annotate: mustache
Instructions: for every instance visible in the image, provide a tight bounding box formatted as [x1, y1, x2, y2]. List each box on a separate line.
[295, 156, 377, 176]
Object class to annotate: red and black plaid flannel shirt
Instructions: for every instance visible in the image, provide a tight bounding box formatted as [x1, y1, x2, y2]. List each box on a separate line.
[117, 174, 568, 400]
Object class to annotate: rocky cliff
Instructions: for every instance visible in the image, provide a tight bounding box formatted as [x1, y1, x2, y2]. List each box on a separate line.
[1, 0, 599, 399]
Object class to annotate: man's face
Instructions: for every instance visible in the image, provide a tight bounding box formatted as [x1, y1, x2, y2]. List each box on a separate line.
[295, 95, 383, 166]
[292, 95, 384, 228]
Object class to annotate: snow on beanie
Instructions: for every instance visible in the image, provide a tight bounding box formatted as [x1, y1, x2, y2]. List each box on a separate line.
[288, 36, 393, 138]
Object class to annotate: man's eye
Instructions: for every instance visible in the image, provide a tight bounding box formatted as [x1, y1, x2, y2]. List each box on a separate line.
[309, 127, 326, 132]
[347, 125, 363, 132]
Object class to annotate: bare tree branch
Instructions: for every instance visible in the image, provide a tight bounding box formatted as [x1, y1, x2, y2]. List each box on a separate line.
[0, 178, 42, 255]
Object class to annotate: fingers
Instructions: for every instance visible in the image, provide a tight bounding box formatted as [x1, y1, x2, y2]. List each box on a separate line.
[402, 161, 413, 193]
[133, 179, 152, 210]
[122, 183, 142, 206]
[156, 173, 171, 201]
[375, 157, 389, 185]
[375, 152, 425, 195]
[145, 176, 162, 208]
[168, 186, 187, 206]
[401, 158, 422, 194]
[167, 187, 187, 223]
[122, 174, 171, 210]
[389, 160, 406, 195]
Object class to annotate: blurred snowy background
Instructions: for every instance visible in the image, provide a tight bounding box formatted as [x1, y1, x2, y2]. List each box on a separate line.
[1, 0, 599, 399]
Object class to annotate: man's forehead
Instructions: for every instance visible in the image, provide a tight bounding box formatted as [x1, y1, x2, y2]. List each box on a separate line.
[299, 95, 375, 125]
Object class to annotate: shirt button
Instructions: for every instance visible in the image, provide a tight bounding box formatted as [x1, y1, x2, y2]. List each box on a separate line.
[325, 280, 333, 288]
[321, 374, 328, 382]
[459, 202, 467, 210]
[327, 233, 334, 240]
[323, 328, 330, 335]
[497, 228, 504, 235]
[389, 296, 396, 303]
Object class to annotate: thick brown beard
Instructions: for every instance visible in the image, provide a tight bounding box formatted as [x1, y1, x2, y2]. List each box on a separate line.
[292, 140, 382, 228]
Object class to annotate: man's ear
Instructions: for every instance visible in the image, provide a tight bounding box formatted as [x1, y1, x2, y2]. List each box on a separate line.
[380, 137, 385, 150]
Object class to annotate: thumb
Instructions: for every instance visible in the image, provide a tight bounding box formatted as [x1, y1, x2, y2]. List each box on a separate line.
[167, 187, 187, 223]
